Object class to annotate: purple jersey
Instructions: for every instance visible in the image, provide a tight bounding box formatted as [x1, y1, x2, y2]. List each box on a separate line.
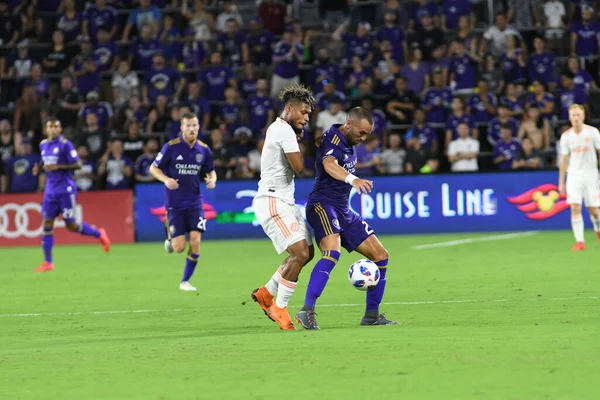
[450, 55, 477, 89]
[405, 124, 437, 148]
[272, 41, 303, 78]
[78, 102, 113, 128]
[342, 34, 373, 63]
[129, 38, 161, 71]
[218, 31, 246, 67]
[527, 92, 555, 119]
[94, 41, 119, 72]
[84, 5, 118, 38]
[446, 114, 476, 139]
[246, 94, 274, 132]
[316, 92, 346, 110]
[73, 54, 101, 95]
[8, 153, 40, 193]
[246, 30, 275, 65]
[153, 137, 215, 210]
[502, 50, 526, 84]
[573, 69, 594, 92]
[528, 52, 556, 83]
[443, 0, 472, 30]
[308, 125, 356, 211]
[559, 89, 588, 120]
[309, 62, 344, 92]
[487, 117, 519, 145]
[376, 26, 405, 64]
[422, 87, 453, 123]
[220, 103, 240, 124]
[57, 12, 83, 42]
[145, 66, 180, 102]
[372, 109, 388, 138]
[494, 139, 522, 170]
[40, 136, 79, 195]
[187, 96, 210, 126]
[467, 93, 497, 122]
[570, 21, 600, 56]
[105, 156, 133, 190]
[412, 1, 438, 29]
[500, 96, 525, 115]
[197, 66, 234, 101]
[182, 41, 207, 70]
[239, 79, 257, 98]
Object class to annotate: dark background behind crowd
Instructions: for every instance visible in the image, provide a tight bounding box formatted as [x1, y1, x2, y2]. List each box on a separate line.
[0, 0, 599, 194]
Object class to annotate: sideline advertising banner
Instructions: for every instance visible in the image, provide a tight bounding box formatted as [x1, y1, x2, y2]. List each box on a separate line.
[0, 190, 135, 246]
[135, 171, 570, 242]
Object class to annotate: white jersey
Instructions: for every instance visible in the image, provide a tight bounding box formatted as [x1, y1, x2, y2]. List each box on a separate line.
[256, 117, 300, 204]
[560, 124, 600, 179]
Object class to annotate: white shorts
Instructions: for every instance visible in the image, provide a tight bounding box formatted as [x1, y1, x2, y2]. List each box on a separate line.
[566, 176, 600, 207]
[253, 196, 312, 254]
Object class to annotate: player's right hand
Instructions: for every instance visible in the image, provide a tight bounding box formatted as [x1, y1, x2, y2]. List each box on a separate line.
[33, 163, 40, 176]
[165, 178, 179, 190]
[558, 182, 566, 195]
[352, 178, 373, 194]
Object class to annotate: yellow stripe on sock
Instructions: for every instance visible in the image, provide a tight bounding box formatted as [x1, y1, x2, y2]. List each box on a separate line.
[187, 256, 199, 262]
[323, 256, 337, 263]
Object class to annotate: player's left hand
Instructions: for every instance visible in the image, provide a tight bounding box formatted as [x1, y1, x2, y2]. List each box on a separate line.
[43, 164, 60, 172]
[352, 178, 373, 194]
[205, 176, 216, 189]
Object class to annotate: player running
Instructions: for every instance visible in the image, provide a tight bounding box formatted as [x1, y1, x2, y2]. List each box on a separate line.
[251, 84, 316, 330]
[149, 112, 216, 291]
[295, 107, 399, 329]
[558, 104, 600, 251]
[34, 118, 110, 272]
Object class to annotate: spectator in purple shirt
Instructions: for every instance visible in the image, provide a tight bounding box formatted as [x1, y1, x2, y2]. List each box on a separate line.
[333, 21, 374, 66]
[500, 82, 525, 119]
[134, 139, 159, 183]
[143, 52, 185, 105]
[83, 0, 119, 40]
[570, 6, 600, 82]
[98, 140, 133, 190]
[487, 104, 520, 146]
[374, 41, 400, 95]
[72, 36, 100, 97]
[270, 26, 303, 98]
[94, 27, 119, 74]
[122, 0, 161, 42]
[238, 62, 258, 99]
[309, 48, 345, 94]
[442, 0, 474, 30]
[405, 108, 438, 153]
[401, 47, 431, 95]
[186, 82, 211, 136]
[445, 97, 478, 148]
[246, 16, 275, 67]
[528, 37, 556, 89]
[78, 90, 113, 131]
[376, 11, 407, 64]
[449, 40, 481, 91]
[217, 18, 248, 67]
[559, 71, 589, 120]
[128, 25, 161, 71]
[28, 64, 49, 99]
[180, 28, 207, 73]
[567, 55, 597, 93]
[346, 56, 373, 97]
[493, 124, 522, 170]
[422, 69, 453, 124]
[246, 79, 275, 136]
[361, 96, 389, 146]
[217, 88, 241, 133]
[502, 34, 527, 85]
[355, 135, 382, 176]
[57, 0, 83, 43]
[197, 52, 236, 102]
[466, 79, 497, 123]
[527, 80, 555, 120]
[410, 0, 439, 32]
[418, 12, 445, 61]
[6, 138, 41, 193]
[386, 76, 419, 125]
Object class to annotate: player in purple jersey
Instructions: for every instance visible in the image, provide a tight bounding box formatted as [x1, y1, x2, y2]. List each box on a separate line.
[149, 112, 216, 291]
[34, 119, 111, 273]
[295, 107, 399, 329]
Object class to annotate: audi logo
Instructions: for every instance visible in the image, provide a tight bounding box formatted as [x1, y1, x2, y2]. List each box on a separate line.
[0, 202, 43, 239]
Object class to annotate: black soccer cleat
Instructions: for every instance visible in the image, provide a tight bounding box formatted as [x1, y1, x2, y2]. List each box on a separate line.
[295, 309, 320, 330]
[360, 313, 400, 326]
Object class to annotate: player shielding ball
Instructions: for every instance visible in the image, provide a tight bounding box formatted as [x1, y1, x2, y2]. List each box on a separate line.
[295, 107, 399, 329]
[251, 84, 316, 330]
[558, 104, 600, 251]
[150, 112, 216, 291]
[34, 119, 111, 272]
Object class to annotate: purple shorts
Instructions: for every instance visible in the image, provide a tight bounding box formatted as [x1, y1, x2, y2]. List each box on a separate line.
[165, 207, 206, 239]
[42, 192, 77, 223]
[306, 202, 374, 252]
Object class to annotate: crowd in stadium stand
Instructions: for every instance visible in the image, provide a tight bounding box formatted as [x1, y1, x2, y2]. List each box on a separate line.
[0, 0, 599, 193]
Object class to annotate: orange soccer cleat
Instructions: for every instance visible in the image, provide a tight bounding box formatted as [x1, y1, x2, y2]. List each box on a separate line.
[251, 286, 274, 320]
[571, 242, 586, 251]
[34, 261, 55, 272]
[98, 228, 111, 252]
[268, 304, 297, 331]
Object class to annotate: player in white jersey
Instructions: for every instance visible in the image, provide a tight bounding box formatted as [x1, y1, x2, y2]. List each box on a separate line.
[558, 104, 600, 251]
[250, 84, 316, 330]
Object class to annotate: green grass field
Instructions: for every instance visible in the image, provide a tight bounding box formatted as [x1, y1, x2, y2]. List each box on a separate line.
[1, 231, 599, 400]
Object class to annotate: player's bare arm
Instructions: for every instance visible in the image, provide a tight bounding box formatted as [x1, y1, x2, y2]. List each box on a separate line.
[149, 163, 179, 190]
[204, 170, 217, 189]
[558, 154, 568, 194]
[322, 156, 373, 194]
[285, 151, 304, 174]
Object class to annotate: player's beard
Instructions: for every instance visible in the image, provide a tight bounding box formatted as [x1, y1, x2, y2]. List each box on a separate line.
[183, 131, 198, 145]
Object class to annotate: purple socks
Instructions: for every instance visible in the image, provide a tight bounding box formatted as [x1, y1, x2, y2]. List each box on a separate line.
[303, 250, 341, 309]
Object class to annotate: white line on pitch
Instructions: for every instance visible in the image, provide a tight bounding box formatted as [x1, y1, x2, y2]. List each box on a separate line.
[0, 296, 597, 318]
[411, 231, 540, 250]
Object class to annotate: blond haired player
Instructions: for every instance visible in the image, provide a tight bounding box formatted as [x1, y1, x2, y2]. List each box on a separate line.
[558, 104, 600, 251]
[250, 84, 316, 330]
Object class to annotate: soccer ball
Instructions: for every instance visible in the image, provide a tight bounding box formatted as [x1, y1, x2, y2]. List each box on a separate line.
[348, 259, 380, 291]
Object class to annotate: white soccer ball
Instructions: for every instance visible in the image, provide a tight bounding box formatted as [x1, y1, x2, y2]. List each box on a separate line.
[348, 259, 380, 291]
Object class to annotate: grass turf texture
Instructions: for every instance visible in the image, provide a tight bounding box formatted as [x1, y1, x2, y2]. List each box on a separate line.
[1, 231, 599, 400]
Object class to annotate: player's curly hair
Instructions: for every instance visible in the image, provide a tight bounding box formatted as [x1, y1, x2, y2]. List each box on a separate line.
[278, 83, 316, 108]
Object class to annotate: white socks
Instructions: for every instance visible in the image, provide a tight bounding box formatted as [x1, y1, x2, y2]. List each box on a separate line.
[571, 216, 585, 243]
[590, 215, 600, 232]
[265, 266, 283, 296]
[275, 278, 297, 308]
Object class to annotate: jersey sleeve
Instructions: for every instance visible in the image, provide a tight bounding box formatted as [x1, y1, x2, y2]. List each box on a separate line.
[153, 143, 171, 169]
[65, 141, 80, 164]
[202, 147, 215, 173]
[319, 135, 345, 163]
[592, 129, 600, 150]
[278, 125, 300, 154]
[559, 134, 570, 156]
